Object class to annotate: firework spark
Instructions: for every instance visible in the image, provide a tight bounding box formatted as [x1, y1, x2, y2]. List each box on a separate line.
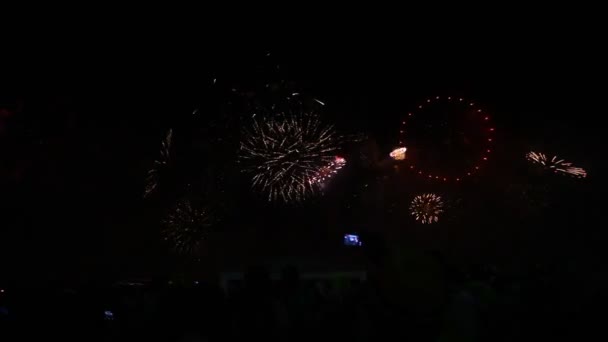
[240, 114, 341, 202]
[410, 193, 444, 224]
[526, 151, 587, 178]
[564, 166, 587, 178]
[162, 199, 213, 255]
[389, 147, 407, 161]
[309, 156, 346, 188]
[144, 129, 172, 198]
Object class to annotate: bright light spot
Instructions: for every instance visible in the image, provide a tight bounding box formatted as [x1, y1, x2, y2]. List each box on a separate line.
[344, 234, 362, 246]
[390, 147, 407, 161]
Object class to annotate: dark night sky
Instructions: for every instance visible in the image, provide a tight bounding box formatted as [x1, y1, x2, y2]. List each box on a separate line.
[1, 27, 605, 284]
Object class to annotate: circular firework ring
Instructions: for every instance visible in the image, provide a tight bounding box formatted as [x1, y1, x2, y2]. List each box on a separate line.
[396, 96, 495, 182]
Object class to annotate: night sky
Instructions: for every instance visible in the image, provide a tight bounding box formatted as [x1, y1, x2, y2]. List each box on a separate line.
[1, 30, 604, 286]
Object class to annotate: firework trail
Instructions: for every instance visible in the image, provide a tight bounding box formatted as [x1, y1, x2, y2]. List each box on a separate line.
[144, 129, 173, 198]
[526, 151, 587, 178]
[309, 156, 346, 188]
[410, 193, 444, 224]
[240, 113, 341, 202]
[162, 198, 214, 255]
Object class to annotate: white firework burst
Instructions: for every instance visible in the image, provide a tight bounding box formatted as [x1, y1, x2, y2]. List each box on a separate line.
[162, 199, 214, 255]
[526, 151, 587, 178]
[410, 193, 444, 224]
[239, 114, 341, 202]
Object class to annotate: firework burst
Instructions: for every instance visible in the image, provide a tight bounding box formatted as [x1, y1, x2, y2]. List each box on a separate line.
[410, 193, 444, 224]
[162, 199, 214, 255]
[240, 114, 341, 202]
[144, 129, 172, 198]
[526, 151, 587, 178]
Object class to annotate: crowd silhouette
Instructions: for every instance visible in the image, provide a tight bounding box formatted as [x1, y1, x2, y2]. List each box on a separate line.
[1, 251, 603, 342]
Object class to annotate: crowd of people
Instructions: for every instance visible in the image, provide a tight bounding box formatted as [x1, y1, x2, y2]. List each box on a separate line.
[1, 256, 602, 341]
